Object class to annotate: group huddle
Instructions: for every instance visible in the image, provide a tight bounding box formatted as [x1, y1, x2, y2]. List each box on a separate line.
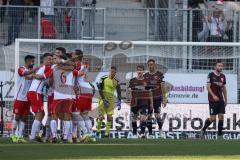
[10, 46, 169, 143]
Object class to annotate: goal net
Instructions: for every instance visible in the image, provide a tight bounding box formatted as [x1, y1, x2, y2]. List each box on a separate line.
[1, 39, 240, 140]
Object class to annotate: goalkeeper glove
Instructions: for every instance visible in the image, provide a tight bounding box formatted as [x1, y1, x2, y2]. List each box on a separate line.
[116, 100, 121, 110]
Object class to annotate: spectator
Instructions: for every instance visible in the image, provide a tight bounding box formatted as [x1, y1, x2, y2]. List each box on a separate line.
[41, 12, 57, 39]
[40, 0, 54, 22]
[188, 0, 204, 42]
[207, 9, 225, 42]
[5, 0, 25, 46]
[224, 20, 233, 42]
[198, 18, 209, 42]
[0, 0, 7, 23]
[54, 0, 67, 36]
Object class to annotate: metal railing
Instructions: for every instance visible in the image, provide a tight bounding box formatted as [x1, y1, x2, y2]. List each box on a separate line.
[0, 6, 238, 42]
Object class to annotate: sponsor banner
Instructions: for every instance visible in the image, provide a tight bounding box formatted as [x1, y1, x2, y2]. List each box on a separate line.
[90, 103, 240, 132]
[164, 73, 238, 104]
[2, 103, 240, 139]
[1, 71, 237, 103]
[93, 131, 240, 140]
[3, 103, 240, 132]
[91, 72, 238, 104]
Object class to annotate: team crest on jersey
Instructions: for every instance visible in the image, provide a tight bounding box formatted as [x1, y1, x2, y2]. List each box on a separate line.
[60, 72, 67, 84]
[155, 75, 159, 80]
[221, 77, 224, 82]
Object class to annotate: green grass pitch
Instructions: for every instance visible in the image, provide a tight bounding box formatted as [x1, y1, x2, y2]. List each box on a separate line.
[0, 138, 240, 160]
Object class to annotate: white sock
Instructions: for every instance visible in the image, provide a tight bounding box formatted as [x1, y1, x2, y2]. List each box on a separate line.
[18, 121, 25, 138]
[67, 121, 73, 140]
[78, 121, 87, 135]
[45, 117, 51, 139]
[85, 119, 93, 134]
[72, 121, 78, 138]
[30, 120, 41, 140]
[12, 119, 18, 136]
[50, 119, 57, 138]
[63, 121, 71, 140]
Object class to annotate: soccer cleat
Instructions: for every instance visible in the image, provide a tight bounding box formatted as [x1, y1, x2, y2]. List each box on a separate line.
[18, 137, 27, 143]
[44, 137, 51, 143]
[62, 139, 69, 143]
[72, 137, 78, 143]
[96, 132, 101, 138]
[29, 139, 40, 143]
[80, 134, 92, 143]
[52, 137, 58, 143]
[10, 135, 19, 143]
[140, 134, 146, 139]
[36, 136, 43, 143]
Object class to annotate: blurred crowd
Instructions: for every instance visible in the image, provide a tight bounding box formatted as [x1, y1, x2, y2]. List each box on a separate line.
[0, 0, 97, 45]
[189, 0, 234, 42]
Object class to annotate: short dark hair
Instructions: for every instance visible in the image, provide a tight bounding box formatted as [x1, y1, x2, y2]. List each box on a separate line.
[66, 53, 72, 59]
[147, 59, 155, 63]
[111, 66, 117, 71]
[137, 64, 144, 70]
[24, 55, 35, 62]
[214, 61, 223, 66]
[56, 47, 66, 55]
[75, 49, 83, 56]
[42, 53, 52, 59]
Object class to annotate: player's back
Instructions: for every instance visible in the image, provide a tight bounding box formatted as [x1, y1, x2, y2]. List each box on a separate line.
[53, 68, 75, 100]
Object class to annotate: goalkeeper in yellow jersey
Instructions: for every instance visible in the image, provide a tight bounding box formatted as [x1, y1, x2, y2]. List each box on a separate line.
[96, 66, 122, 138]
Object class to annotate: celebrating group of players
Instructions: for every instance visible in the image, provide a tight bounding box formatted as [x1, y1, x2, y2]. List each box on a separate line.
[10, 46, 228, 143]
[11, 47, 98, 143]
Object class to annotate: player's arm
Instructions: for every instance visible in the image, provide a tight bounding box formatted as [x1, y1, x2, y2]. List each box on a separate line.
[116, 81, 122, 110]
[161, 81, 167, 107]
[18, 67, 38, 79]
[56, 58, 76, 68]
[127, 79, 133, 101]
[89, 82, 96, 95]
[23, 67, 39, 76]
[33, 67, 53, 80]
[57, 65, 75, 71]
[97, 78, 106, 100]
[223, 85, 227, 106]
[222, 76, 227, 106]
[116, 83, 122, 101]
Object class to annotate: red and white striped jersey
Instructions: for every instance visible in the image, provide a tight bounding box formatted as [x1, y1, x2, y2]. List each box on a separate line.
[15, 66, 33, 101]
[29, 65, 52, 94]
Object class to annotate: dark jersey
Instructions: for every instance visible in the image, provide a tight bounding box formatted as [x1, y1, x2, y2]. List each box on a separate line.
[128, 77, 149, 107]
[207, 72, 226, 102]
[143, 71, 164, 98]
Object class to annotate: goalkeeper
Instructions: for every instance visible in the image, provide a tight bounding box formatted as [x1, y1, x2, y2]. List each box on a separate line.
[96, 66, 122, 138]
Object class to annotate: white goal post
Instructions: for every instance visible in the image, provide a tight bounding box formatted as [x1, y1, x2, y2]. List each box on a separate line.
[15, 38, 240, 100]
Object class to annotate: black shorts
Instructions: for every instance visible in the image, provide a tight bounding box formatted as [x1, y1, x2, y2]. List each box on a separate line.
[131, 104, 148, 116]
[148, 97, 162, 114]
[209, 101, 225, 115]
